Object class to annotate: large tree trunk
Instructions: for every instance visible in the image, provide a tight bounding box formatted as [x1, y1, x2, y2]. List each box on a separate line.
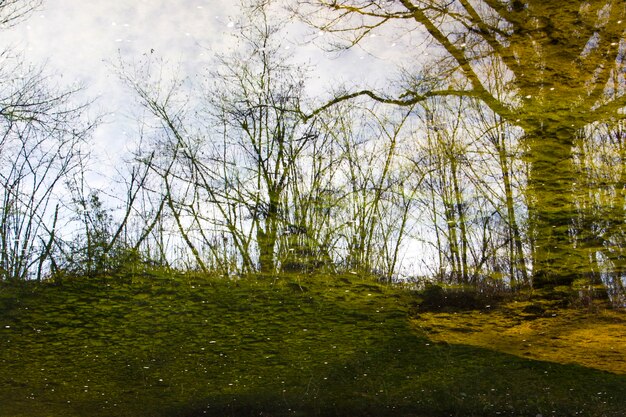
[526, 124, 583, 288]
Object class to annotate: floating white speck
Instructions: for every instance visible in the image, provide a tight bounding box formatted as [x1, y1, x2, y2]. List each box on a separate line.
[391, 43, 396, 47]
[525, 95, 532, 99]
[112, 22, 117, 26]
[285, 45, 290, 50]
[227, 21, 235, 28]
[197, 5, 203, 8]
[185, 32, 191, 36]
[209, 340, 216, 343]
[115, 39, 123, 42]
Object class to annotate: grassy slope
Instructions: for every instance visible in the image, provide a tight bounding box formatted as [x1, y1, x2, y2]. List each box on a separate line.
[0, 273, 624, 417]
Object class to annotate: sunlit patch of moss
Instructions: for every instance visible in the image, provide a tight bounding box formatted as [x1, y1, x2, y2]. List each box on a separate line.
[413, 298, 626, 374]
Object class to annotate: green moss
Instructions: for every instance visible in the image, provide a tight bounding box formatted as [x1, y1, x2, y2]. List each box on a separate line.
[0, 274, 624, 416]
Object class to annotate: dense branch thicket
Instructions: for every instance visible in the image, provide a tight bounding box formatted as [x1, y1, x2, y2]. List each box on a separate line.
[0, 1, 96, 282]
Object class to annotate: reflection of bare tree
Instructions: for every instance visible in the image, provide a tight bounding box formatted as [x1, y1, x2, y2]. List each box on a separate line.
[0, 0, 41, 28]
[0, 1, 94, 281]
[207, 13, 315, 274]
[295, 0, 626, 290]
[120, 2, 320, 275]
[117, 1, 423, 279]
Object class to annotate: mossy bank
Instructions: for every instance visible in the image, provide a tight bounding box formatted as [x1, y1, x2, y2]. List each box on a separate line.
[0, 273, 624, 417]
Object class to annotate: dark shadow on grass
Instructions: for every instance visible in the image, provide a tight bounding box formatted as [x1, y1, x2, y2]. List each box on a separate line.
[170, 324, 626, 417]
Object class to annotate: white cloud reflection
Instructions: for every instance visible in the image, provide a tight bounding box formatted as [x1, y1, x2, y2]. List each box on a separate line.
[1, 0, 412, 171]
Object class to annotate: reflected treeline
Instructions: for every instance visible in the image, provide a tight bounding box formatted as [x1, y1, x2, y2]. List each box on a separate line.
[0, 1, 624, 304]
